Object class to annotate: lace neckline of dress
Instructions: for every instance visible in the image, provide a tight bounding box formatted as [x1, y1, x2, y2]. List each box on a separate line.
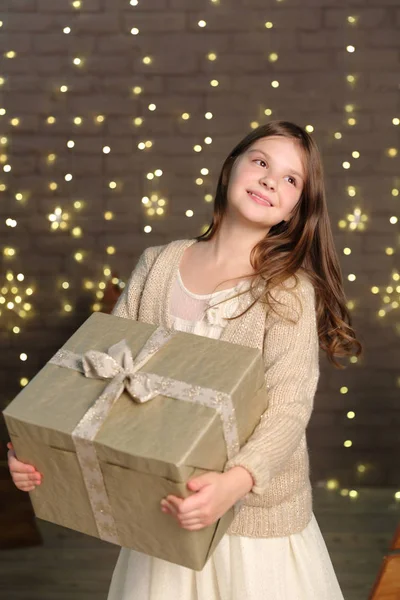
[177, 268, 243, 300]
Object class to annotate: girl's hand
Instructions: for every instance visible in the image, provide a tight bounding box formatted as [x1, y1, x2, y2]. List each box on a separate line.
[7, 442, 42, 492]
[160, 466, 253, 531]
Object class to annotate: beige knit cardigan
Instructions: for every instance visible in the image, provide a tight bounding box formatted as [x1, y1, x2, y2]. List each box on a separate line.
[112, 238, 320, 538]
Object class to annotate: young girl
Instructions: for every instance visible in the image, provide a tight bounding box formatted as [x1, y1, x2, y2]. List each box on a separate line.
[8, 120, 361, 599]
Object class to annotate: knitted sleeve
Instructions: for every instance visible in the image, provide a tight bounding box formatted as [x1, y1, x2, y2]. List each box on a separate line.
[223, 275, 320, 496]
[111, 246, 161, 320]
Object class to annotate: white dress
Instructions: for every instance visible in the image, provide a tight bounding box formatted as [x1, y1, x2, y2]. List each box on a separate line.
[107, 271, 345, 600]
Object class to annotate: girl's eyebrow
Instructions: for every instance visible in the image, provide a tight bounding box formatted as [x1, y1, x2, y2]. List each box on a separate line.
[248, 148, 304, 181]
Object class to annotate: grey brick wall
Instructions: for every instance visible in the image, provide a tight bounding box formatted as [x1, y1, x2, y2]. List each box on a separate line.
[1, 0, 399, 489]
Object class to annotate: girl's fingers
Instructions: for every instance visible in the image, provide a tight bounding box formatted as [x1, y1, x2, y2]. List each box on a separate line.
[182, 523, 205, 531]
[161, 500, 178, 516]
[179, 518, 203, 527]
[17, 484, 36, 492]
[12, 472, 41, 484]
[8, 455, 37, 474]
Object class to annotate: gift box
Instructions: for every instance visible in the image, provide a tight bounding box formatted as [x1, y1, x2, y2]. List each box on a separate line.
[3, 312, 268, 570]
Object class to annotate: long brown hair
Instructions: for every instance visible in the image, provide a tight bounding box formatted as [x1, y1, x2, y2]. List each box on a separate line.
[195, 120, 362, 369]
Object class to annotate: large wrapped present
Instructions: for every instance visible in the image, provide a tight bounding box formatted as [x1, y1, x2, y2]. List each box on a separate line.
[3, 312, 268, 570]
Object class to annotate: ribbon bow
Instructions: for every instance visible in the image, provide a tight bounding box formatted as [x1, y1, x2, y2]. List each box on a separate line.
[81, 340, 157, 403]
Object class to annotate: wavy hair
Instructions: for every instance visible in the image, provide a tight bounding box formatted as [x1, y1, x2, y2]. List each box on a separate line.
[195, 120, 362, 369]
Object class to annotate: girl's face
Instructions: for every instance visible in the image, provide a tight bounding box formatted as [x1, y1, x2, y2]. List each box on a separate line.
[226, 135, 306, 230]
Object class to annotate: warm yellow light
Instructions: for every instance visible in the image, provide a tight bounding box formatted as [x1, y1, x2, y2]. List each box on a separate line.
[143, 56, 152, 65]
[104, 211, 113, 220]
[198, 20, 206, 28]
[210, 79, 219, 87]
[334, 132, 342, 139]
[340, 387, 349, 394]
[344, 440, 353, 448]
[130, 27, 139, 35]
[205, 112, 213, 119]
[133, 86, 142, 95]
[96, 115, 105, 123]
[326, 479, 339, 490]
[271, 80, 279, 88]
[181, 113, 190, 120]
[106, 246, 116, 255]
[194, 145, 202, 152]
[346, 45, 355, 53]
[347, 411, 355, 419]
[60, 85, 68, 93]
[269, 53, 278, 62]
[186, 210, 194, 217]
[72, 227, 82, 237]
[265, 21, 273, 29]
[109, 181, 117, 189]
[207, 53, 217, 61]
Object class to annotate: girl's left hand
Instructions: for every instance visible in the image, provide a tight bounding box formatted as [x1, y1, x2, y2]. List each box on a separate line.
[160, 467, 253, 531]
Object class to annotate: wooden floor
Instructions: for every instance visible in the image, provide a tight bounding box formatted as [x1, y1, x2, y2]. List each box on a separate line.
[1, 487, 399, 600]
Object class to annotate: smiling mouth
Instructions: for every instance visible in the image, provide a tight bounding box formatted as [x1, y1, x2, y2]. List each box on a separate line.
[247, 191, 273, 207]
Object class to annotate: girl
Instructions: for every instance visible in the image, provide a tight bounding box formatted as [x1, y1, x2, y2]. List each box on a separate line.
[8, 120, 361, 599]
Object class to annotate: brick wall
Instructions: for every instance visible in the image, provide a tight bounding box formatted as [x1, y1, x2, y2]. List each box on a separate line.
[1, 0, 399, 489]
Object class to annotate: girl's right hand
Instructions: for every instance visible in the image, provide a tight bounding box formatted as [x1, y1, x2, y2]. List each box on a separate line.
[7, 442, 42, 492]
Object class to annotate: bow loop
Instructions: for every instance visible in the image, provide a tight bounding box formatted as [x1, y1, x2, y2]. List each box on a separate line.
[82, 350, 122, 380]
[80, 340, 155, 403]
[125, 372, 160, 403]
[108, 340, 136, 373]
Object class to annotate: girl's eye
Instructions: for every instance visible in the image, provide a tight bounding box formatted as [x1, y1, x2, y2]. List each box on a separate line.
[286, 176, 297, 186]
[254, 159, 267, 168]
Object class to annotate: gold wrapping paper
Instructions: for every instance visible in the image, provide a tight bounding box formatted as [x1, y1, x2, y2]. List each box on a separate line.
[3, 312, 268, 570]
